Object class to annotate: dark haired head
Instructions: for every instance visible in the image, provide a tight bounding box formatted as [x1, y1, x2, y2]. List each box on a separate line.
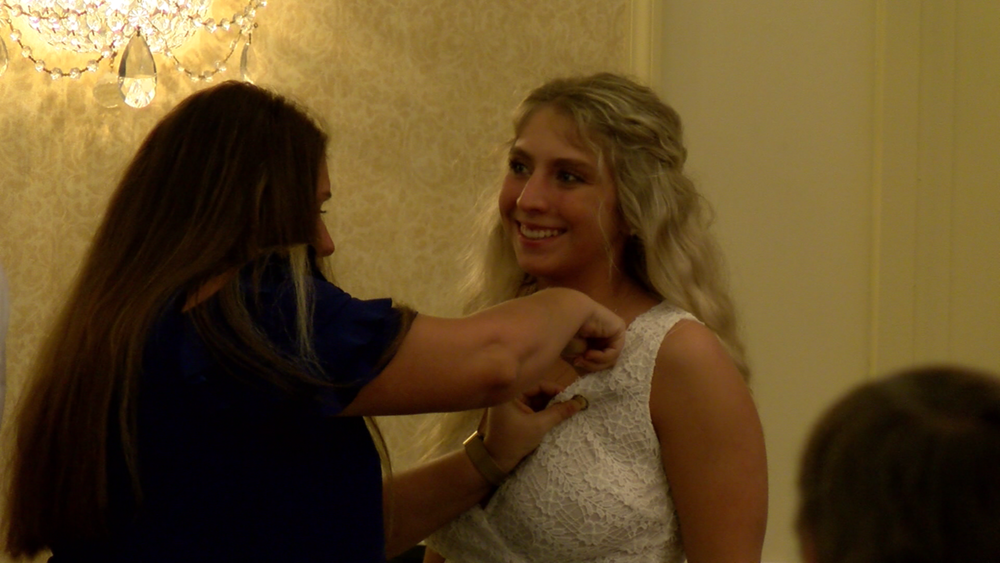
[104, 80, 328, 282]
[798, 365, 1000, 563]
[4, 81, 331, 557]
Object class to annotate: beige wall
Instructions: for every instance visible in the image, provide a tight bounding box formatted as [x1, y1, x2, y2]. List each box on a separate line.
[646, 3, 876, 560]
[0, 1, 627, 561]
[872, 0, 1000, 374]
[643, 1, 1000, 561]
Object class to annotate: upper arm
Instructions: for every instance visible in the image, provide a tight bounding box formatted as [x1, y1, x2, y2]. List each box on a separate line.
[649, 320, 768, 563]
[341, 314, 521, 416]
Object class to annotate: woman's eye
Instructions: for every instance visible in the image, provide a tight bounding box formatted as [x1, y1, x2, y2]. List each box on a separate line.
[557, 170, 584, 183]
[508, 160, 529, 175]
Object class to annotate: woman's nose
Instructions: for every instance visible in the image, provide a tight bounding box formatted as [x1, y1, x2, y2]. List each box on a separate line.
[515, 173, 549, 212]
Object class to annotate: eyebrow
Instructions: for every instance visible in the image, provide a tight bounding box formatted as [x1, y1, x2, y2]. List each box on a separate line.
[508, 147, 532, 161]
[508, 147, 596, 172]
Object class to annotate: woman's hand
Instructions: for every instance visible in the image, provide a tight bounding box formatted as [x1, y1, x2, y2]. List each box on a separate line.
[481, 382, 588, 474]
[383, 382, 588, 556]
[561, 303, 626, 372]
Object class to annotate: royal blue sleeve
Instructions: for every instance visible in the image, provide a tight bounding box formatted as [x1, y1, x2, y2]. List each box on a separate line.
[305, 278, 404, 414]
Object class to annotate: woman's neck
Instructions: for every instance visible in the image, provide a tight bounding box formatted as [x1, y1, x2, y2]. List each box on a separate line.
[537, 272, 658, 326]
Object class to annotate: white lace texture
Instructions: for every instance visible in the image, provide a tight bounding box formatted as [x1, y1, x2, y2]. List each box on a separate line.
[428, 303, 694, 563]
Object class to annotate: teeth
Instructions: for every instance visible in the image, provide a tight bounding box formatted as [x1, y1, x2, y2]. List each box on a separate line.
[520, 224, 561, 240]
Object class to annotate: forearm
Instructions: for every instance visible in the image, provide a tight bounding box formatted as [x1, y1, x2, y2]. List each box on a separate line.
[475, 287, 598, 388]
[343, 287, 621, 416]
[383, 450, 493, 559]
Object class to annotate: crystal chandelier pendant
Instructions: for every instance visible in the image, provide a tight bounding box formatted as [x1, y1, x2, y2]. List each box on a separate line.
[0, 36, 8, 78]
[118, 32, 157, 109]
[240, 34, 259, 84]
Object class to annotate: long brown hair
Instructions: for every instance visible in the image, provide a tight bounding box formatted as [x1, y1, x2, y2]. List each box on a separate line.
[4, 81, 334, 557]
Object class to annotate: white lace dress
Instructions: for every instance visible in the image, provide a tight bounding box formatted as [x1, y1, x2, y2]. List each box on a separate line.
[427, 302, 693, 563]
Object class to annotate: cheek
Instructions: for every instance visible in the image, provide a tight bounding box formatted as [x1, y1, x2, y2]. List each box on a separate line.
[497, 179, 521, 218]
[601, 205, 626, 236]
[597, 203, 630, 257]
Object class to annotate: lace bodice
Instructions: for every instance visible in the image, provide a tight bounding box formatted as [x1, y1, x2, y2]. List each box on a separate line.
[427, 302, 694, 563]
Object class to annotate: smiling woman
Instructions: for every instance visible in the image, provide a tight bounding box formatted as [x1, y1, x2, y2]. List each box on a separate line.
[424, 72, 767, 563]
[500, 106, 625, 294]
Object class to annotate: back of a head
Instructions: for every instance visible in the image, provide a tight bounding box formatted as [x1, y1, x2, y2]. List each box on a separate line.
[103, 80, 328, 281]
[2, 81, 330, 558]
[798, 365, 1000, 563]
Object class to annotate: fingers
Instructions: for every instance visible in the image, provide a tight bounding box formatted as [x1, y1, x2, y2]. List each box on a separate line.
[570, 342, 623, 372]
[560, 336, 588, 359]
[579, 305, 626, 341]
[535, 394, 589, 428]
[568, 307, 626, 372]
[536, 380, 566, 396]
[520, 380, 566, 412]
[482, 393, 591, 472]
[563, 338, 621, 371]
[520, 380, 566, 400]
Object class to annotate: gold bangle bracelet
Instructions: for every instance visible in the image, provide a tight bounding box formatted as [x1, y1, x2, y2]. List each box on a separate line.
[462, 430, 509, 487]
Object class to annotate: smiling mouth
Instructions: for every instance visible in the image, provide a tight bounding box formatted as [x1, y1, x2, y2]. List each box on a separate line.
[519, 223, 563, 240]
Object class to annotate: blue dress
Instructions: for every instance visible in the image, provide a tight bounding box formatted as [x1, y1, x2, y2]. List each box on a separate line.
[51, 261, 404, 562]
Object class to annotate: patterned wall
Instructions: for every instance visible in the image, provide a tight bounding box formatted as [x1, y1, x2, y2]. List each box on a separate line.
[0, 1, 627, 552]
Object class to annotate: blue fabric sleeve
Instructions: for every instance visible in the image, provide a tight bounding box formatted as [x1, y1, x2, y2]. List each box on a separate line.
[155, 262, 406, 418]
[305, 278, 403, 414]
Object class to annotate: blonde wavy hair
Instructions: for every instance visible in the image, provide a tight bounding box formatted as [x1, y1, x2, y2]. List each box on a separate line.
[420, 72, 749, 459]
[468, 72, 748, 378]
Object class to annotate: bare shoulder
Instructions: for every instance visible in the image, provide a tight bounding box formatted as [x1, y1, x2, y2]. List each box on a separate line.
[650, 318, 756, 428]
[648, 319, 768, 562]
[655, 318, 743, 385]
[649, 320, 767, 561]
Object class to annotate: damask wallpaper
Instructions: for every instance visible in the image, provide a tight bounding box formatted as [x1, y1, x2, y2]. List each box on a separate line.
[0, 1, 627, 554]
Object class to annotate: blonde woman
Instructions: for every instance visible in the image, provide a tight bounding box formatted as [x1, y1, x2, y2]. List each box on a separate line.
[425, 73, 767, 563]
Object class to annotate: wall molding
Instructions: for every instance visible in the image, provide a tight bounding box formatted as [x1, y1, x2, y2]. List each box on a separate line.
[628, 0, 663, 85]
[871, 0, 958, 374]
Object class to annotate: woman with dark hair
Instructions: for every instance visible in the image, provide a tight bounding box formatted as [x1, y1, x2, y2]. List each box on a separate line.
[2, 81, 625, 562]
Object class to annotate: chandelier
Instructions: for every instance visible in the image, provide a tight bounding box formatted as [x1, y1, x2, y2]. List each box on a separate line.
[0, 0, 266, 108]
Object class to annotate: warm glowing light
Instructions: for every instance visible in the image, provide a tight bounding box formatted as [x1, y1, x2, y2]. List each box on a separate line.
[0, 0, 266, 107]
